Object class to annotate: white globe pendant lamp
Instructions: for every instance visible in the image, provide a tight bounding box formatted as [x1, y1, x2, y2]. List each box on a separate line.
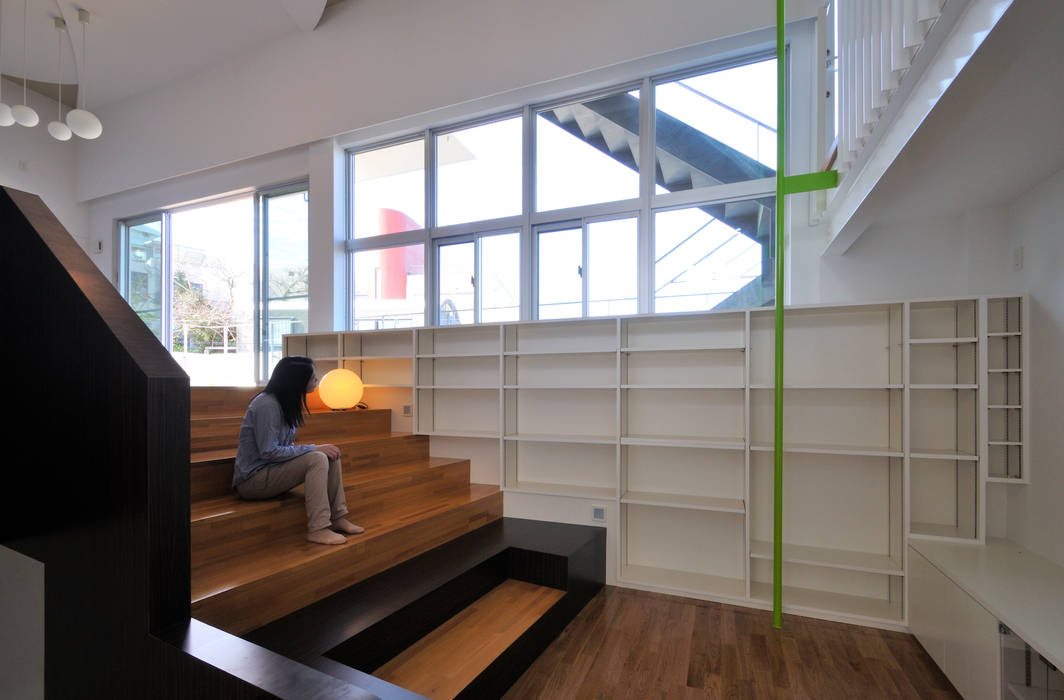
[11, 0, 38, 127]
[46, 17, 70, 140]
[66, 8, 100, 139]
[0, 0, 15, 126]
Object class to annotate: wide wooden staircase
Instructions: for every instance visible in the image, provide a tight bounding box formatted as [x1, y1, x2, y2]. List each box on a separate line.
[188, 388, 503, 636]
[186, 387, 605, 699]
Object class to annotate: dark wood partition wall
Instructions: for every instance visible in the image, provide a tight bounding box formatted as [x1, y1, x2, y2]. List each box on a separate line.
[0, 188, 264, 698]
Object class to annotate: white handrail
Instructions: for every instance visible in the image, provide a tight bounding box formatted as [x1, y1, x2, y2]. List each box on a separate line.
[835, 0, 946, 174]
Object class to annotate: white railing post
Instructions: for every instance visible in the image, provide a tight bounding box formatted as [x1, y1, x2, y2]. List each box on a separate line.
[832, 0, 945, 174]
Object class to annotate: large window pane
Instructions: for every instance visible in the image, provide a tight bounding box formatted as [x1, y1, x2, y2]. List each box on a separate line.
[265, 189, 309, 376]
[352, 140, 425, 239]
[480, 232, 520, 322]
[588, 217, 637, 317]
[654, 197, 774, 313]
[537, 227, 582, 319]
[654, 59, 777, 194]
[353, 244, 425, 329]
[535, 91, 640, 212]
[438, 241, 475, 325]
[170, 197, 256, 386]
[437, 117, 522, 227]
[127, 218, 163, 341]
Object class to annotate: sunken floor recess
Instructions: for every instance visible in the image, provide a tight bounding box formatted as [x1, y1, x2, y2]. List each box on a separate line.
[246, 517, 605, 700]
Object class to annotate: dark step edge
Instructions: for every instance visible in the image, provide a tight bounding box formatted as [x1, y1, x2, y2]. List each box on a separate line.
[155, 618, 377, 700]
[309, 657, 428, 700]
[246, 518, 605, 665]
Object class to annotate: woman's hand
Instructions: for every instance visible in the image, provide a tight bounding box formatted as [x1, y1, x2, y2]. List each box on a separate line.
[317, 444, 342, 459]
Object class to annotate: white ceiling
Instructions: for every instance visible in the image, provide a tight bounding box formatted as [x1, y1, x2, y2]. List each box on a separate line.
[0, 0, 308, 109]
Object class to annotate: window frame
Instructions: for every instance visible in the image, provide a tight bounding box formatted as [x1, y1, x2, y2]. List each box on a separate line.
[532, 211, 641, 320]
[434, 227, 521, 325]
[344, 37, 807, 328]
[118, 179, 310, 385]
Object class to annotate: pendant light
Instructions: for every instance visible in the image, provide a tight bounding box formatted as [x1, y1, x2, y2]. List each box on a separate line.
[66, 8, 100, 139]
[10, 0, 38, 127]
[46, 17, 69, 140]
[0, 0, 15, 126]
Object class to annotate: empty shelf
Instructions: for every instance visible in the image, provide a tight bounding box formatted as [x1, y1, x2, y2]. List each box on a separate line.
[750, 442, 902, 458]
[910, 448, 978, 461]
[907, 338, 978, 345]
[504, 433, 616, 445]
[622, 435, 744, 450]
[749, 540, 902, 575]
[620, 564, 745, 600]
[505, 481, 615, 499]
[620, 491, 745, 513]
[750, 581, 902, 622]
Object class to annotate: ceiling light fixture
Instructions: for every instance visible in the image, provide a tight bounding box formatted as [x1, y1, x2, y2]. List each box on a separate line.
[10, 0, 39, 127]
[66, 8, 100, 139]
[0, 0, 14, 123]
[47, 17, 70, 140]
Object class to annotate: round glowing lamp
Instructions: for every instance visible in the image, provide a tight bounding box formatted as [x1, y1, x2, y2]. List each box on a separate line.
[317, 368, 364, 410]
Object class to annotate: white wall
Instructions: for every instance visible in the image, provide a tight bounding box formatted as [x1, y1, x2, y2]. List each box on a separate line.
[0, 78, 88, 246]
[1001, 167, 1064, 568]
[0, 546, 43, 700]
[790, 166, 1064, 566]
[86, 145, 309, 283]
[74, 0, 821, 202]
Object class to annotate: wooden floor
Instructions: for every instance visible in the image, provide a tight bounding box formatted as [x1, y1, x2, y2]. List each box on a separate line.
[503, 586, 961, 699]
[374, 579, 566, 700]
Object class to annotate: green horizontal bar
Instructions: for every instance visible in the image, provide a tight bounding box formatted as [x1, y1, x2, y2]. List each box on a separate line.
[782, 170, 838, 195]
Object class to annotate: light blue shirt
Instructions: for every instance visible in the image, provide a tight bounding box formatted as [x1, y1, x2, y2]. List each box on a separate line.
[232, 392, 316, 487]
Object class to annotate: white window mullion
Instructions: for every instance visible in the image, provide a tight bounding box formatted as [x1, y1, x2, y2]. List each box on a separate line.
[424, 130, 436, 326]
[581, 219, 590, 318]
[521, 104, 534, 321]
[162, 211, 173, 352]
[638, 76, 654, 315]
[474, 234, 484, 323]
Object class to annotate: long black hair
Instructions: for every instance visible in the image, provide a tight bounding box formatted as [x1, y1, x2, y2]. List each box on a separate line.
[262, 356, 315, 429]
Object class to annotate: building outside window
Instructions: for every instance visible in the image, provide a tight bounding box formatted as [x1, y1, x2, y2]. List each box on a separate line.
[348, 52, 779, 328]
[119, 184, 309, 385]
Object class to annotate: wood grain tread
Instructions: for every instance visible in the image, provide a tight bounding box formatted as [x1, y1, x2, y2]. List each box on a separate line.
[191, 432, 416, 464]
[192, 484, 501, 604]
[374, 579, 565, 700]
[190, 457, 468, 524]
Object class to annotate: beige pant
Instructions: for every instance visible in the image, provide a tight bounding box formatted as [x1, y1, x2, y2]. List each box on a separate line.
[236, 451, 348, 532]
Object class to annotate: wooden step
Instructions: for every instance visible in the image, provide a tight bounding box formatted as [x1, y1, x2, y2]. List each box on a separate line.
[191, 457, 472, 563]
[373, 579, 564, 700]
[191, 386, 337, 420]
[191, 484, 503, 635]
[190, 408, 391, 453]
[191, 386, 262, 419]
[190, 433, 429, 502]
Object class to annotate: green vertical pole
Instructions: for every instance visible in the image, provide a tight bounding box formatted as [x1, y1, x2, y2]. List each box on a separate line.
[773, 0, 786, 630]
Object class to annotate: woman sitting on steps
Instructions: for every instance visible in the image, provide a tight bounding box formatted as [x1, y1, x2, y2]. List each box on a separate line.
[233, 355, 364, 545]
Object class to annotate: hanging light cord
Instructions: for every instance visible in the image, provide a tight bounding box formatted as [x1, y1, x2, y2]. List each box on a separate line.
[0, 0, 5, 102]
[80, 14, 86, 110]
[22, 0, 27, 104]
[56, 19, 62, 118]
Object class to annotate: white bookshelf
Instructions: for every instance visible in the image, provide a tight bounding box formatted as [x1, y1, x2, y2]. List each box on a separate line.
[986, 297, 1028, 482]
[282, 293, 1030, 630]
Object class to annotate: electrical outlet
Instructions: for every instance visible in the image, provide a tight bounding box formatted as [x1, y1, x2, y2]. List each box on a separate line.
[402, 404, 412, 417]
[591, 505, 606, 523]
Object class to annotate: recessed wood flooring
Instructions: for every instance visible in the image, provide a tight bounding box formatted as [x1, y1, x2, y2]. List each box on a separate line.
[373, 578, 565, 700]
[503, 586, 961, 699]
